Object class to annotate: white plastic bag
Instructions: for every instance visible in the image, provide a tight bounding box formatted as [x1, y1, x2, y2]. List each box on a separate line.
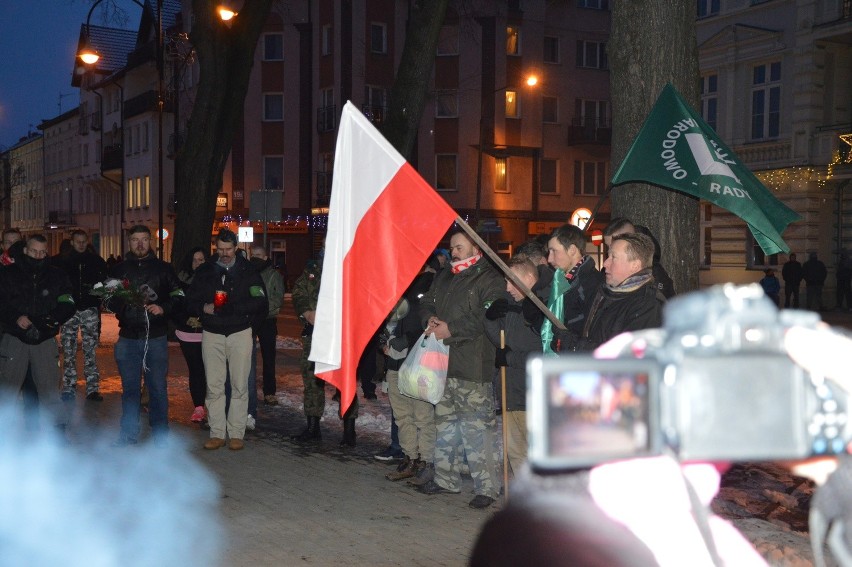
[398, 333, 449, 404]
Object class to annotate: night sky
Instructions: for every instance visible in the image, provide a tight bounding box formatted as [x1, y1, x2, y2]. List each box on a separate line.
[0, 0, 141, 149]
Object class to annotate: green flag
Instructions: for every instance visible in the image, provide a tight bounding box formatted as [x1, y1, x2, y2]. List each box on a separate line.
[611, 83, 800, 255]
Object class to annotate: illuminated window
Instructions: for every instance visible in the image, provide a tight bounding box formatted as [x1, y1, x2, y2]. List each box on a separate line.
[144, 175, 150, 207]
[505, 90, 519, 118]
[127, 178, 134, 208]
[506, 26, 520, 55]
[494, 157, 508, 193]
[136, 177, 142, 209]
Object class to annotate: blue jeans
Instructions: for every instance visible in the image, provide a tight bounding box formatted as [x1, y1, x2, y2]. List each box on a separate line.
[114, 336, 169, 441]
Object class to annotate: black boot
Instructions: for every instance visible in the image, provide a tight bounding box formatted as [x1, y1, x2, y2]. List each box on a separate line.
[339, 418, 356, 447]
[291, 416, 322, 443]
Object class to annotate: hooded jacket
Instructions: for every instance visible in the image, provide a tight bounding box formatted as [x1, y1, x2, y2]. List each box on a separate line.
[187, 254, 267, 336]
[0, 255, 76, 344]
[107, 251, 184, 339]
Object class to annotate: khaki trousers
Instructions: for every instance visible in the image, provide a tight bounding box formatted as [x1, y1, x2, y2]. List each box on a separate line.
[387, 369, 436, 460]
[505, 410, 527, 476]
[203, 328, 253, 440]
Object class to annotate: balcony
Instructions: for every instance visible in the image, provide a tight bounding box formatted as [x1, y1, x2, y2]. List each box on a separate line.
[566, 116, 611, 146]
[102, 144, 123, 172]
[317, 105, 337, 134]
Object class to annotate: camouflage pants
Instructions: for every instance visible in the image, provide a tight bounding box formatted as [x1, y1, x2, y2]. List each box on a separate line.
[61, 307, 101, 394]
[300, 336, 358, 419]
[433, 377, 500, 498]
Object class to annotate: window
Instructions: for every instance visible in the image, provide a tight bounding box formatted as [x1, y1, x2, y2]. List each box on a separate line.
[321, 25, 332, 55]
[495, 158, 509, 193]
[751, 62, 781, 140]
[435, 91, 458, 118]
[363, 85, 388, 124]
[576, 40, 607, 70]
[143, 175, 150, 207]
[126, 178, 134, 209]
[505, 90, 519, 118]
[506, 26, 520, 56]
[748, 231, 778, 268]
[318, 88, 336, 132]
[543, 36, 559, 64]
[578, 0, 609, 8]
[134, 125, 140, 154]
[437, 25, 458, 55]
[142, 122, 149, 151]
[264, 94, 284, 121]
[370, 23, 387, 54]
[264, 156, 284, 190]
[435, 154, 457, 191]
[541, 159, 558, 194]
[697, 0, 720, 18]
[135, 177, 142, 209]
[701, 74, 718, 132]
[264, 34, 283, 61]
[576, 99, 609, 128]
[573, 161, 608, 195]
[82, 144, 89, 166]
[543, 96, 558, 123]
[126, 129, 133, 155]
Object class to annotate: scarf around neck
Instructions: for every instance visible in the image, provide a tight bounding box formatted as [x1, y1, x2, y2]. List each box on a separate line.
[451, 253, 482, 274]
[541, 256, 591, 355]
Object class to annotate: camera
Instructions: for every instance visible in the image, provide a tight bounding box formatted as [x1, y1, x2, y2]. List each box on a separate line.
[527, 284, 851, 470]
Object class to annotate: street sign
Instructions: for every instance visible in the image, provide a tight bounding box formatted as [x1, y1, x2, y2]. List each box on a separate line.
[249, 190, 283, 222]
[238, 227, 254, 243]
[590, 229, 603, 246]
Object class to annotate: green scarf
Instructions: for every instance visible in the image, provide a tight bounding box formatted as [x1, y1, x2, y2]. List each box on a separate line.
[540, 268, 573, 355]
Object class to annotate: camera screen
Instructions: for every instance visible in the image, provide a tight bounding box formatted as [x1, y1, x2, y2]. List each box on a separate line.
[544, 368, 652, 460]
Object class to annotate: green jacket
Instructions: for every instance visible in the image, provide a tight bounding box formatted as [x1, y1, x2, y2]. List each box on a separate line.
[257, 261, 285, 319]
[292, 259, 322, 328]
[419, 259, 504, 383]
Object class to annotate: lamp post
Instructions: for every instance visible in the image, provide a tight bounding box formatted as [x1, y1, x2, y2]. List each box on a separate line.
[474, 74, 538, 226]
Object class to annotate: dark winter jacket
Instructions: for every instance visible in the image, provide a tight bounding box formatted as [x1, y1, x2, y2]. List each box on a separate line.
[173, 269, 203, 334]
[251, 258, 285, 319]
[575, 272, 664, 352]
[484, 292, 542, 410]
[560, 257, 606, 336]
[782, 259, 803, 286]
[802, 257, 827, 286]
[0, 256, 76, 344]
[419, 258, 504, 383]
[53, 249, 108, 310]
[107, 251, 184, 339]
[187, 255, 267, 336]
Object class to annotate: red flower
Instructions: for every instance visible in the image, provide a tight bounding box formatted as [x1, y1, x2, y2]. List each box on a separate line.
[122, 279, 130, 289]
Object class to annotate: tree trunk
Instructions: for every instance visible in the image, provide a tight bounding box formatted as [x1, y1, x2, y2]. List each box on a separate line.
[609, 0, 700, 293]
[171, 0, 274, 268]
[382, 0, 450, 158]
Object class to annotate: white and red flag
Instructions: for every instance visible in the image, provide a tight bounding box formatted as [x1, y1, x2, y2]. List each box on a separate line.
[310, 101, 458, 415]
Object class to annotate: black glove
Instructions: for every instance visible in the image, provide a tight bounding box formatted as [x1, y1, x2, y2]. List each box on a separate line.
[522, 298, 545, 330]
[494, 346, 511, 368]
[550, 329, 578, 353]
[485, 298, 509, 320]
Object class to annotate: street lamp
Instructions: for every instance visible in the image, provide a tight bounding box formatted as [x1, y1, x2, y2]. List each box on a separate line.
[474, 74, 539, 225]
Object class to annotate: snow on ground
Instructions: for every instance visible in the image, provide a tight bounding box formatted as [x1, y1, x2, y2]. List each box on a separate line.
[98, 314, 839, 566]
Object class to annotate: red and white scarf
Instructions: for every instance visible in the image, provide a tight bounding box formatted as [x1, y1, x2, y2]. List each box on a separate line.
[451, 253, 482, 274]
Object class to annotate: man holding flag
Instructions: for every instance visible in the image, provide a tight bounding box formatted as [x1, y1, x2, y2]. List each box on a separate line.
[415, 229, 505, 509]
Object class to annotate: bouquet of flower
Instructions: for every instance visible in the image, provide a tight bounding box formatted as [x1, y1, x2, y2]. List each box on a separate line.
[90, 278, 157, 311]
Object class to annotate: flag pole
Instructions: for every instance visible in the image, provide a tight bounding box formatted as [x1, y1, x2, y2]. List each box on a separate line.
[454, 216, 566, 330]
[582, 183, 613, 234]
[499, 329, 509, 504]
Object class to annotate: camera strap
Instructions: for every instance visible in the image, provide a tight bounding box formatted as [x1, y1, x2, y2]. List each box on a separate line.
[811, 456, 852, 567]
[682, 473, 725, 567]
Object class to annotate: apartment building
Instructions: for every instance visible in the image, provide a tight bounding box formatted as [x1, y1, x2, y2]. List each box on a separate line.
[697, 0, 852, 300]
[39, 107, 83, 253]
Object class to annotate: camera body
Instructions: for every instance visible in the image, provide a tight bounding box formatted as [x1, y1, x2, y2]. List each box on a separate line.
[527, 284, 851, 470]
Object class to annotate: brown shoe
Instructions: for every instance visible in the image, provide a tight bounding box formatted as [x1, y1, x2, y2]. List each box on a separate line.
[204, 437, 226, 450]
[229, 438, 244, 451]
[386, 457, 417, 481]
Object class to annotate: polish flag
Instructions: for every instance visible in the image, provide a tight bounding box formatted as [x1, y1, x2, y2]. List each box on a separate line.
[310, 102, 458, 415]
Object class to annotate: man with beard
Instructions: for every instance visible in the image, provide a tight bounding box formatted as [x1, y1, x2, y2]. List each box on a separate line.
[0, 234, 76, 429]
[552, 232, 664, 353]
[416, 229, 504, 509]
[55, 230, 108, 401]
[188, 230, 267, 451]
[107, 225, 184, 445]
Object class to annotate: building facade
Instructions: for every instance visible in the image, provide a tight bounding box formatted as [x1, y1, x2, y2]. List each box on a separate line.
[697, 0, 852, 303]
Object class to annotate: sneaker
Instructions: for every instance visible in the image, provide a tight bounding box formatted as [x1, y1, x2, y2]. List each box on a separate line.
[468, 495, 496, 509]
[246, 414, 256, 431]
[190, 406, 206, 423]
[86, 392, 104, 402]
[263, 394, 279, 406]
[374, 446, 405, 462]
